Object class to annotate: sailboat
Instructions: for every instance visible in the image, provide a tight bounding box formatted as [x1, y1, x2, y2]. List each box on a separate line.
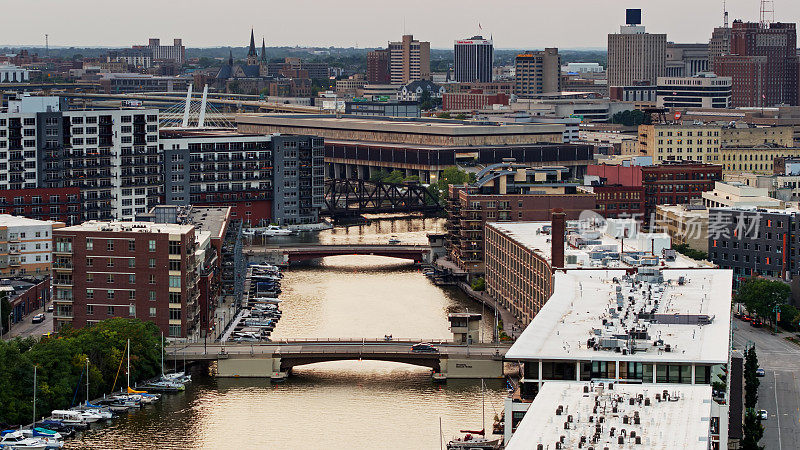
[446, 380, 501, 450]
[74, 359, 113, 420]
[142, 334, 186, 392]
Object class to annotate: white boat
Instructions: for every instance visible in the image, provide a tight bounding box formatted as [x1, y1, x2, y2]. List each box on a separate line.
[50, 410, 85, 426]
[242, 228, 257, 237]
[0, 430, 53, 450]
[260, 225, 294, 237]
[78, 410, 103, 423]
[163, 371, 192, 384]
[446, 436, 500, 450]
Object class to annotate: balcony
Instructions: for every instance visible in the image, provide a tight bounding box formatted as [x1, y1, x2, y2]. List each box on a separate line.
[53, 261, 74, 270]
[52, 278, 74, 286]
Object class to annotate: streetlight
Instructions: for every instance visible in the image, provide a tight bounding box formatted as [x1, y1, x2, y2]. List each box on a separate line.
[773, 305, 781, 334]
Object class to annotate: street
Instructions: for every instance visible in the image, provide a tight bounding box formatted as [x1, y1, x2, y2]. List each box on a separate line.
[2, 303, 53, 340]
[732, 319, 800, 450]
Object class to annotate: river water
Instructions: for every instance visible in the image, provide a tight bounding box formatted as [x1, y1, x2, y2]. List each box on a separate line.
[65, 217, 507, 449]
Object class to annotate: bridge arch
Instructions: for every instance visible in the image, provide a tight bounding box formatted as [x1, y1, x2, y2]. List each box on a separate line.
[279, 355, 440, 372]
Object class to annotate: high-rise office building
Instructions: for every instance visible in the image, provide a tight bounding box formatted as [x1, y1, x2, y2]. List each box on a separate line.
[453, 36, 493, 83]
[388, 35, 430, 85]
[514, 49, 561, 96]
[714, 20, 799, 107]
[367, 49, 391, 84]
[607, 8, 667, 86]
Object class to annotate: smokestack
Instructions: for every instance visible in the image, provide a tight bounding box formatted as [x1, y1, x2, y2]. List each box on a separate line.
[551, 209, 566, 269]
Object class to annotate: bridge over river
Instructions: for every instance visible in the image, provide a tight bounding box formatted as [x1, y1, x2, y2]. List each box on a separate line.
[246, 244, 432, 265]
[167, 339, 510, 380]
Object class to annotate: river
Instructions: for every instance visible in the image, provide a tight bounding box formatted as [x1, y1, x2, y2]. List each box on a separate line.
[65, 217, 508, 449]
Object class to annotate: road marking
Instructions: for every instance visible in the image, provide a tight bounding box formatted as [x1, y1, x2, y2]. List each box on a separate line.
[774, 371, 782, 450]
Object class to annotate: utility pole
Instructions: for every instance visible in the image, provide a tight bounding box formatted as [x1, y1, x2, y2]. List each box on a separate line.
[45, 34, 49, 58]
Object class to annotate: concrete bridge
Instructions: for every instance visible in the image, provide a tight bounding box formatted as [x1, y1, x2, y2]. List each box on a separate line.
[58, 92, 320, 113]
[247, 244, 432, 265]
[167, 339, 509, 380]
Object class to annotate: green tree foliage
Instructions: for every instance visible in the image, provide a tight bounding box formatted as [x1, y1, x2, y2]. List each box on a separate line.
[610, 109, 652, 127]
[454, 114, 467, 120]
[437, 112, 451, 119]
[672, 243, 708, 261]
[383, 170, 405, 184]
[744, 346, 760, 410]
[778, 304, 800, 331]
[735, 277, 791, 324]
[433, 166, 472, 206]
[0, 319, 164, 426]
[742, 409, 765, 450]
[0, 292, 10, 336]
[471, 277, 486, 292]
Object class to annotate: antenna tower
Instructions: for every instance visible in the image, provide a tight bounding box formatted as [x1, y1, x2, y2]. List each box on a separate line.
[759, 0, 774, 29]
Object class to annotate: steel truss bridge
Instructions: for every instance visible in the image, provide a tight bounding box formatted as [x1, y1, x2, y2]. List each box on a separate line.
[324, 179, 440, 218]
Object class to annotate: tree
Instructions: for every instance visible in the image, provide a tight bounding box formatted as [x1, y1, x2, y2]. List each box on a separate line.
[454, 113, 467, 120]
[0, 292, 10, 336]
[778, 304, 800, 331]
[742, 409, 765, 450]
[610, 109, 652, 127]
[471, 277, 486, 291]
[433, 166, 472, 206]
[404, 175, 420, 183]
[673, 243, 708, 261]
[383, 170, 405, 184]
[369, 170, 389, 183]
[735, 277, 791, 324]
[437, 112, 452, 119]
[744, 346, 760, 410]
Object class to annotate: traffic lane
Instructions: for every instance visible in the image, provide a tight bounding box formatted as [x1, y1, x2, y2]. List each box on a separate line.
[758, 370, 779, 450]
[732, 322, 800, 371]
[6, 309, 53, 339]
[773, 370, 800, 450]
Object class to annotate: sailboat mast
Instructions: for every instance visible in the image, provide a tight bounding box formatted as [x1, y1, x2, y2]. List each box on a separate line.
[32, 365, 37, 427]
[127, 338, 130, 389]
[86, 358, 90, 405]
[481, 379, 485, 435]
[161, 333, 164, 377]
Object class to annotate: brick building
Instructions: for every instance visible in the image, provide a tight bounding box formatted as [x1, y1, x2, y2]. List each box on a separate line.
[445, 163, 596, 275]
[587, 162, 722, 226]
[0, 188, 82, 225]
[442, 91, 510, 111]
[367, 49, 391, 84]
[52, 222, 199, 338]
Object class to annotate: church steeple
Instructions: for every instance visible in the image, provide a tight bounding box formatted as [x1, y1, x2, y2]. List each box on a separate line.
[247, 29, 257, 65]
[228, 49, 233, 66]
[260, 38, 267, 63]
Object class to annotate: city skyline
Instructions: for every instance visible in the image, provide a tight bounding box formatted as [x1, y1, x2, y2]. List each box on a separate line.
[3, 0, 800, 50]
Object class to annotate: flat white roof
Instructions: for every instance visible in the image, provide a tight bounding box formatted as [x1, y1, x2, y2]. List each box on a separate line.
[506, 382, 713, 450]
[57, 221, 193, 235]
[0, 214, 61, 227]
[505, 268, 732, 364]
[486, 220, 708, 270]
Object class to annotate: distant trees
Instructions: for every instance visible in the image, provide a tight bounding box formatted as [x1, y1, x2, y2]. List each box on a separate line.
[0, 291, 10, 336]
[471, 277, 486, 292]
[430, 166, 475, 206]
[610, 109, 652, 127]
[735, 277, 791, 325]
[0, 319, 163, 426]
[672, 243, 708, 261]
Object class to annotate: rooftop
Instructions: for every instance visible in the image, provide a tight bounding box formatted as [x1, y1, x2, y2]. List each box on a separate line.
[505, 268, 732, 364]
[236, 114, 564, 136]
[486, 220, 708, 270]
[159, 128, 269, 139]
[506, 381, 713, 450]
[57, 221, 194, 235]
[0, 214, 62, 228]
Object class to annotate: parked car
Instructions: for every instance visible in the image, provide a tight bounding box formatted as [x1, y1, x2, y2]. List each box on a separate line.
[46, 304, 54, 313]
[756, 368, 766, 377]
[411, 343, 439, 353]
[750, 320, 763, 328]
[759, 410, 768, 420]
[31, 313, 45, 324]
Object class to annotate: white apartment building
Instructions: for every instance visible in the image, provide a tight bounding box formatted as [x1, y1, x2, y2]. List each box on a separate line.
[0, 95, 160, 220]
[0, 214, 64, 277]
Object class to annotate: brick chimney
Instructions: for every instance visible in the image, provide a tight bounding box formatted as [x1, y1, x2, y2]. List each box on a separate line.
[551, 208, 566, 269]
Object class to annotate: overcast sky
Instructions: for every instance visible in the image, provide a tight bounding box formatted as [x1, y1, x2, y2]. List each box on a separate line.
[3, 0, 800, 49]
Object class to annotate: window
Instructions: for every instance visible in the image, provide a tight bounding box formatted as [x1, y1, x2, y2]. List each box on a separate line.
[129, 274, 136, 284]
[107, 306, 114, 316]
[128, 240, 136, 252]
[107, 259, 114, 268]
[86, 238, 93, 250]
[149, 274, 156, 284]
[169, 308, 181, 320]
[168, 325, 181, 337]
[107, 241, 114, 251]
[149, 258, 156, 268]
[129, 304, 136, 317]
[148, 240, 156, 252]
[107, 274, 114, 283]
[87, 305, 94, 315]
[169, 260, 181, 271]
[86, 289, 94, 299]
[169, 292, 181, 303]
[149, 291, 156, 301]
[128, 259, 135, 268]
[86, 257, 93, 267]
[168, 240, 182, 255]
[107, 290, 115, 299]
[149, 307, 156, 317]
[169, 275, 181, 288]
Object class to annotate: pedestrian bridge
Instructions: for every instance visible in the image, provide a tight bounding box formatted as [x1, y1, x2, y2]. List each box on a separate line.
[167, 339, 509, 380]
[248, 244, 432, 264]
